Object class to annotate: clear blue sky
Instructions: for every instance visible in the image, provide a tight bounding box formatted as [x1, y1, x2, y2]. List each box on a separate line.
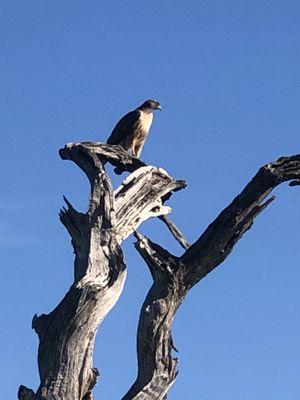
[1, 1, 300, 399]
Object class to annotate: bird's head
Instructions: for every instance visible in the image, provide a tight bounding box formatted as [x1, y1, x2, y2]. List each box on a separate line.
[139, 99, 162, 112]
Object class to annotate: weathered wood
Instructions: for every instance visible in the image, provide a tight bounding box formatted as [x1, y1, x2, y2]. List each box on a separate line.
[122, 233, 183, 400]
[18, 143, 186, 400]
[18, 386, 36, 400]
[182, 155, 300, 286]
[114, 166, 186, 242]
[123, 154, 300, 400]
[19, 142, 300, 400]
[159, 215, 190, 249]
[60, 141, 146, 174]
[32, 144, 125, 400]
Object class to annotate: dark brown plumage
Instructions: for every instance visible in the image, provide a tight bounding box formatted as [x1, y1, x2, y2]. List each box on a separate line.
[107, 99, 161, 158]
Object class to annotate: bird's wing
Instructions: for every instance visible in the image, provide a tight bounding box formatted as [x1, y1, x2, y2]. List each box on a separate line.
[107, 110, 141, 145]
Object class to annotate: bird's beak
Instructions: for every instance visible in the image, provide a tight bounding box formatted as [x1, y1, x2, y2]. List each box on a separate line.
[156, 104, 162, 110]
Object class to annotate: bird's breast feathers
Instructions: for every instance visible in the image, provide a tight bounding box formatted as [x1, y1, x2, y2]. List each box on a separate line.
[138, 111, 153, 135]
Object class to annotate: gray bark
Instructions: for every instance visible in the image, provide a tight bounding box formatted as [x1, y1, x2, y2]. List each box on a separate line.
[18, 143, 185, 400]
[122, 155, 300, 400]
[18, 145, 300, 400]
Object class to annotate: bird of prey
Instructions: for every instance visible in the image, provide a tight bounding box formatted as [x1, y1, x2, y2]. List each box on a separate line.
[107, 99, 162, 158]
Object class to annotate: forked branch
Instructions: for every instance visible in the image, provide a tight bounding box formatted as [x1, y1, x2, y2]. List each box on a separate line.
[19, 142, 300, 400]
[124, 154, 300, 400]
[18, 142, 186, 400]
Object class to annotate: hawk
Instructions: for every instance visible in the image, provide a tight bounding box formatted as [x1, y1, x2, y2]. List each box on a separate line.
[107, 99, 162, 158]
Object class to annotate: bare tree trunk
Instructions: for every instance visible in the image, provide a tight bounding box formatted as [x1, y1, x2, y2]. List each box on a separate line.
[18, 143, 185, 400]
[18, 146, 300, 400]
[122, 155, 300, 400]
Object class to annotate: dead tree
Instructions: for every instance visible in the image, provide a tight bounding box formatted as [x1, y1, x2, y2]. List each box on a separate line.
[18, 142, 300, 400]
